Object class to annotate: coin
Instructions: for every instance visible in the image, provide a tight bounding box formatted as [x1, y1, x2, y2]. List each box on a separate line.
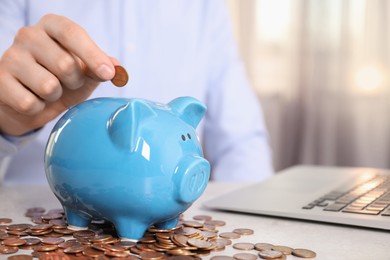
[35, 244, 58, 252]
[41, 237, 65, 245]
[64, 244, 87, 253]
[0, 245, 18, 254]
[82, 247, 104, 257]
[23, 238, 41, 246]
[204, 220, 226, 226]
[254, 243, 273, 251]
[219, 232, 241, 239]
[292, 248, 317, 258]
[3, 237, 26, 247]
[233, 228, 254, 235]
[192, 215, 212, 221]
[187, 238, 212, 249]
[7, 255, 33, 260]
[182, 221, 204, 228]
[139, 251, 166, 259]
[233, 242, 255, 250]
[0, 218, 12, 224]
[233, 252, 258, 260]
[271, 245, 292, 255]
[210, 256, 235, 260]
[258, 249, 283, 259]
[111, 65, 129, 87]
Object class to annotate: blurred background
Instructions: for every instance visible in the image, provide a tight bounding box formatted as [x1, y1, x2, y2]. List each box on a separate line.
[226, 0, 390, 172]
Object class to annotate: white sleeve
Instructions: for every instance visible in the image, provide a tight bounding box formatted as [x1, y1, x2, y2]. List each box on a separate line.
[0, 130, 42, 183]
[202, 1, 274, 181]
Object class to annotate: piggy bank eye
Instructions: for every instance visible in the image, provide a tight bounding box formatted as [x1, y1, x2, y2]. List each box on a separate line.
[187, 133, 191, 139]
[181, 134, 186, 141]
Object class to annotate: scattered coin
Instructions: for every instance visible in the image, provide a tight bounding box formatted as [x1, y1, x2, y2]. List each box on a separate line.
[233, 242, 255, 250]
[3, 238, 26, 247]
[254, 243, 274, 251]
[292, 248, 317, 258]
[233, 252, 258, 260]
[233, 228, 254, 235]
[258, 249, 283, 259]
[111, 65, 129, 87]
[219, 232, 241, 239]
[0, 218, 12, 224]
[211, 256, 235, 260]
[271, 245, 293, 255]
[192, 215, 213, 221]
[7, 255, 33, 260]
[0, 245, 18, 254]
[0, 207, 317, 259]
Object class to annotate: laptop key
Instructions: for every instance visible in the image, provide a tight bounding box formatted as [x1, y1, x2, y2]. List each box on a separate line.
[342, 209, 380, 215]
[323, 203, 347, 212]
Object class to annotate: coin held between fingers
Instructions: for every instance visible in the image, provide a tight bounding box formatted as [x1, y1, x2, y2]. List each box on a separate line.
[111, 65, 129, 87]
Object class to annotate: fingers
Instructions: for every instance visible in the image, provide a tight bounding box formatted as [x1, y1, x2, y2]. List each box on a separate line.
[38, 14, 115, 81]
[0, 69, 45, 116]
[14, 26, 86, 91]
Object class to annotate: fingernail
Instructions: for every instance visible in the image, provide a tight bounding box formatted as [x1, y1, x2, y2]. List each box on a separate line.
[97, 64, 114, 80]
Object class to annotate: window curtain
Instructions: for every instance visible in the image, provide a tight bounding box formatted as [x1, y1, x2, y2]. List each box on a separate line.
[227, 0, 390, 171]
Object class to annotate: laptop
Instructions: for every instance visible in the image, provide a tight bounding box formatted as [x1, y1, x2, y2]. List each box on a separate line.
[203, 165, 390, 230]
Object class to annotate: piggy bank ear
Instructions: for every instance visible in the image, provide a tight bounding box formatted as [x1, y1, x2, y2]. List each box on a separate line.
[168, 97, 207, 128]
[108, 99, 157, 151]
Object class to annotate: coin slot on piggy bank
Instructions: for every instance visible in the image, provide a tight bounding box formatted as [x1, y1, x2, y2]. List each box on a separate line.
[44, 96, 210, 240]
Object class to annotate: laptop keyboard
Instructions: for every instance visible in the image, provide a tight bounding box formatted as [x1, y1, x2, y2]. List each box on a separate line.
[302, 175, 390, 216]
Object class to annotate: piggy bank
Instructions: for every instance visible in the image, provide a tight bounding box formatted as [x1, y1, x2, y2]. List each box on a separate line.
[44, 97, 210, 240]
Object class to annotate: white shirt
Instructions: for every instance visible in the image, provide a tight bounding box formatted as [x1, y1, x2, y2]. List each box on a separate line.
[0, 0, 273, 184]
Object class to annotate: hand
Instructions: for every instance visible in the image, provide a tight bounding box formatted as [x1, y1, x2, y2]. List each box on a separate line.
[0, 14, 117, 136]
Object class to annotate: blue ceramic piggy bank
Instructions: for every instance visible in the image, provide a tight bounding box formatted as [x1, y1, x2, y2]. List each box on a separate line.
[44, 97, 210, 240]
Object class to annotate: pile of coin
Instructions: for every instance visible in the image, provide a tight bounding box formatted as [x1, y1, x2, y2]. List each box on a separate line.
[0, 209, 316, 259]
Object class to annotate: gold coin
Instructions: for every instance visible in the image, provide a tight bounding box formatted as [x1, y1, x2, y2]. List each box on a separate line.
[210, 238, 232, 246]
[292, 248, 317, 258]
[82, 247, 104, 257]
[233, 242, 255, 250]
[140, 251, 166, 259]
[192, 215, 212, 221]
[35, 244, 58, 252]
[7, 224, 32, 231]
[3, 237, 26, 247]
[210, 256, 235, 260]
[105, 250, 131, 257]
[254, 243, 274, 251]
[171, 234, 189, 247]
[219, 232, 241, 239]
[258, 249, 283, 259]
[7, 255, 33, 260]
[0, 218, 12, 224]
[30, 223, 53, 230]
[23, 237, 41, 246]
[182, 221, 203, 228]
[187, 238, 212, 249]
[111, 65, 129, 87]
[204, 220, 226, 226]
[233, 252, 258, 260]
[0, 245, 18, 254]
[73, 230, 96, 238]
[271, 245, 293, 255]
[233, 228, 254, 235]
[63, 244, 87, 253]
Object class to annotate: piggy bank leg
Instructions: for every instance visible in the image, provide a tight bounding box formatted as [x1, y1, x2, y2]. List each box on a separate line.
[64, 206, 90, 230]
[114, 218, 149, 241]
[154, 217, 180, 230]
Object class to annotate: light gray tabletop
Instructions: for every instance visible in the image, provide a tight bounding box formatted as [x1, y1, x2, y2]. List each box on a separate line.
[1, 182, 389, 260]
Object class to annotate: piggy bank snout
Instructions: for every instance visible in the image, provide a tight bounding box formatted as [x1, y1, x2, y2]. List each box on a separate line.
[175, 156, 210, 204]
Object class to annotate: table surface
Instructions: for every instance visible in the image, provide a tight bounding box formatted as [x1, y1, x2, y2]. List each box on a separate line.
[1, 181, 389, 260]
